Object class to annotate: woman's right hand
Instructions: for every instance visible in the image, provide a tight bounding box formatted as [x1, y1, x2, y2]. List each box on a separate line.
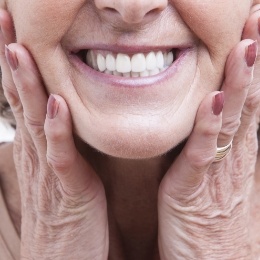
[0, 9, 108, 260]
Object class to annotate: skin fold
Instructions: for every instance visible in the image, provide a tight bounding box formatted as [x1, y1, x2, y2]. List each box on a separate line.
[1, 0, 255, 158]
[0, 0, 260, 259]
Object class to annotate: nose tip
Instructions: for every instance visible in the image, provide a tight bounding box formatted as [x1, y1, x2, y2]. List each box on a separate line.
[95, 0, 168, 24]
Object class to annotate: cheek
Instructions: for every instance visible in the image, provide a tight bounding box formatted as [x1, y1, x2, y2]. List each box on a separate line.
[173, 1, 251, 54]
[10, 0, 84, 47]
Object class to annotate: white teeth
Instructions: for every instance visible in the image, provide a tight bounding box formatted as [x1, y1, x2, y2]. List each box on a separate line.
[87, 51, 98, 70]
[146, 52, 157, 70]
[116, 54, 131, 73]
[140, 70, 149, 77]
[106, 53, 116, 71]
[97, 54, 106, 72]
[156, 51, 164, 69]
[86, 49, 176, 77]
[149, 68, 160, 76]
[131, 53, 146, 73]
[166, 52, 174, 66]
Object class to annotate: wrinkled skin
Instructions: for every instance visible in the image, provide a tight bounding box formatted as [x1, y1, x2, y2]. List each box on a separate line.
[0, 0, 260, 259]
[2, 0, 254, 158]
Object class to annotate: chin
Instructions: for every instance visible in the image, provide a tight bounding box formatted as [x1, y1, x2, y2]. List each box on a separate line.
[75, 120, 193, 159]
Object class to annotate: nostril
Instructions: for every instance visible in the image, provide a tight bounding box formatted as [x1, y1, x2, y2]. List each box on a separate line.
[104, 7, 118, 13]
[147, 8, 161, 16]
[146, 8, 163, 20]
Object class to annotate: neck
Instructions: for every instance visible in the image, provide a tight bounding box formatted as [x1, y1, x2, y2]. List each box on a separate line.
[76, 138, 183, 259]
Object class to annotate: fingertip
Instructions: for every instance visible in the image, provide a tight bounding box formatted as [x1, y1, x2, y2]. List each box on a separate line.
[245, 40, 257, 68]
[212, 91, 224, 116]
[5, 44, 18, 71]
[250, 4, 260, 15]
[244, 7, 260, 40]
[47, 94, 60, 120]
[195, 91, 223, 128]
[45, 94, 73, 144]
[224, 39, 256, 92]
[6, 43, 38, 74]
[0, 9, 15, 43]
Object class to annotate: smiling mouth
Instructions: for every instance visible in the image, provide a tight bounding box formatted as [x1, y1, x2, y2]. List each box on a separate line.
[75, 49, 179, 78]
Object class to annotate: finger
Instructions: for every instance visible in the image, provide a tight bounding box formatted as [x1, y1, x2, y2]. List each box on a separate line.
[0, 9, 23, 125]
[217, 40, 256, 147]
[44, 94, 102, 195]
[241, 9, 260, 134]
[160, 92, 223, 200]
[243, 8, 260, 87]
[250, 4, 260, 15]
[5, 43, 48, 149]
[244, 8, 260, 41]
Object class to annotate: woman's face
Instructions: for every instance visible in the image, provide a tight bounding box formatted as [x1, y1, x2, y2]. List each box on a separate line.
[4, 0, 254, 158]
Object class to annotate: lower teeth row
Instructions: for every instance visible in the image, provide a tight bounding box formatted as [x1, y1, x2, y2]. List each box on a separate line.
[103, 67, 169, 77]
[86, 50, 175, 77]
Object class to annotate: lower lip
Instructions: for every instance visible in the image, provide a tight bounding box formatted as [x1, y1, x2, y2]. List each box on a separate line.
[69, 48, 193, 88]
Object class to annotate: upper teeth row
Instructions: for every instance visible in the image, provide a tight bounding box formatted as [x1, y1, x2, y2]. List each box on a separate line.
[86, 50, 174, 76]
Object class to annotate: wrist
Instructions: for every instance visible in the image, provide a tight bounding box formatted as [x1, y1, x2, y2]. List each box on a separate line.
[20, 223, 108, 260]
[159, 214, 252, 260]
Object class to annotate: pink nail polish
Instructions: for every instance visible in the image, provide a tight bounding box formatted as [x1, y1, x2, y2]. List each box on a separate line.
[47, 94, 59, 119]
[245, 41, 258, 67]
[212, 92, 224, 116]
[5, 45, 18, 71]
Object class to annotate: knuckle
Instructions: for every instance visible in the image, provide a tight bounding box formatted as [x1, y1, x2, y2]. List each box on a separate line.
[46, 125, 68, 143]
[2, 81, 21, 110]
[243, 90, 260, 114]
[17, 79, 31, 94]
[225, 74, 251, 91]
[183, 148, 214, 170]
[24, 114, 45, 139]
[200, 124, 219, 137]
[16, 145, 39, 180]
[23, 147, 39, 174]
[2, 77, 15, 93]
[46, 152, 76, 174]
[195, 120, 220, 140]
[231, 153, 244, 188]
[220, 116, 241, 139]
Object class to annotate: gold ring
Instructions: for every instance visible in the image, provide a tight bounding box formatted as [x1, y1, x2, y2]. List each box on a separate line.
[214, 140, 233, 162]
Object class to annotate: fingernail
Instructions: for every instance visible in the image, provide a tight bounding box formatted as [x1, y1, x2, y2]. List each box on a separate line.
[5, 45, 18, 71]
[212, 92, 224, 116]
[245, 41, 258, 67]
[47, 94, 59, 119]
[258, 17, 260, 35]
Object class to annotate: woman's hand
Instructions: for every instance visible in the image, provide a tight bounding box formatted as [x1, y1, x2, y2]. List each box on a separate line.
[158, 8, 260, 260]
[0, 10, 108, 260]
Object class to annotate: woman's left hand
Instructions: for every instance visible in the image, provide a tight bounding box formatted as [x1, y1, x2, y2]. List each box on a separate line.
[158, 8, 260, 260]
